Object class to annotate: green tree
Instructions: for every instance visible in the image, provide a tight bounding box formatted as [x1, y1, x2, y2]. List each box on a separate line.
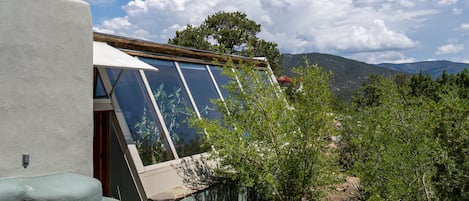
[352, 75, 386, 108]
[342, 70, 469, 200]
[342, 76, 441, 200]
[431, 71, 469, 200]
[409, 70, 440, 100]
[168, 11, 283, 74]
[432, 89, 469, 200]
[169, 24, 211, 51]
[454, 68, 469, 98]
[189, 59, 338, 200]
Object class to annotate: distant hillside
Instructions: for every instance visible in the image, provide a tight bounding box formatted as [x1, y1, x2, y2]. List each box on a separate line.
[281, 53, 406, 101]
[378, 60, 469, 78]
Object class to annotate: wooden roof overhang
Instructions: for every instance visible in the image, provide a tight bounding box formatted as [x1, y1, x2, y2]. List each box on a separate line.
[93, 32, 268, 68]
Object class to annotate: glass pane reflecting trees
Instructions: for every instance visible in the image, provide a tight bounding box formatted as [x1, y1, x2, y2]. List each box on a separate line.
[209, 66, 232, 99]
[179, 62, 221, 119]
[141, 58, 206, 157]
[257, 70, 273, 85]
[107, 69, 173, 165]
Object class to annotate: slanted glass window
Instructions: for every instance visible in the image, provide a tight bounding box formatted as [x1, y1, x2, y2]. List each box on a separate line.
[238, 69, 272, 89]
[140, 58, 206, 157]
[257, 70, 273, 85]
[179, 62, 221, 120]
[94, 69, 108, 99]
[209, 66, 232, 99]
[107, 69, 173, 165]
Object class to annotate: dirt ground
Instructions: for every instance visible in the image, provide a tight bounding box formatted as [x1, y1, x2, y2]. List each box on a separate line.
[327, 176, 360, 201]
[325, 137, 360, 201]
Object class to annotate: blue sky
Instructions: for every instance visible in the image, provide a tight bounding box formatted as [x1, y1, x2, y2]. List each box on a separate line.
[86, 0, 469, 64]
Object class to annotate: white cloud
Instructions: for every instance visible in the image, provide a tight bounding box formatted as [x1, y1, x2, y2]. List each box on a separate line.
[92, 0, 439, 63]
[92, 27, 115, 34]
[102, 16, 131, 29]
[331, 19, 416, 52]
[455, 23, 469, 36]
[352, 0, 415, 8]
[436, 43, 464, 55]
[259, 0, 290, 8]
[437, 0, 458, 6]
[350, 51, 416, 64]
[452, 8, 463, 15]
[97, 16, 152, 40]
[260, 15, 273, 25]
[458, 23, 469, 31]
[125, 0, 149, 14]
[259, 0, 429, 53]
[260, 31, 311, 54]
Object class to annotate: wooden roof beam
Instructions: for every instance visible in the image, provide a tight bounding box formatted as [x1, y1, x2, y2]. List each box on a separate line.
[93, 32, 268, 67]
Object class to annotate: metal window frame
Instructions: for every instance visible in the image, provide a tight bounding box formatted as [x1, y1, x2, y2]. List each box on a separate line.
[206, 65, 225, 101]
[174, 61, 201, 119]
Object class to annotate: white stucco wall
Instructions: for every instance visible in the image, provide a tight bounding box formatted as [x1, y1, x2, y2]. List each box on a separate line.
[0, 0, 93, 177]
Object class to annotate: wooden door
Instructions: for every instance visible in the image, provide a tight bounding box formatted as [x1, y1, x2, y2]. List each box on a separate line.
[93, 111, 110, 196]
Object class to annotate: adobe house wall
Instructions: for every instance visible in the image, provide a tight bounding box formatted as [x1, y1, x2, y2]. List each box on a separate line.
[0, 0, 93, 177]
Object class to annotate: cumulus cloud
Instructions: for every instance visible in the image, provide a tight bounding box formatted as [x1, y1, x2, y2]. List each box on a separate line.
[259, 0, 427, 53]
[437, 0, 458, 6]
[92, 27, 115, 34]
[332, 19, 416, 52]
[436, 43, 464, 55]
[350, 51, 416, 64]
[452, 8, 463, 15]
[259, 0, 290, 8]
[94, 16, 152, 40]
[107, 0, 235, 42]
[458, 23, 469, 31]
[92, 0, 440, 62]
[352, 0, 416, 8]
[102, 16, 131, 29]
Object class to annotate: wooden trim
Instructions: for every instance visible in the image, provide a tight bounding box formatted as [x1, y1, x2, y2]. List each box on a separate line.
[93, 32, 268, 68]
[122, 49, 226, 67]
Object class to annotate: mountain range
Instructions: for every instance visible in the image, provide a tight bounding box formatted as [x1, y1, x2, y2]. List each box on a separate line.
[377, 60, 469, 78]
[280, 53, 469, 101]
